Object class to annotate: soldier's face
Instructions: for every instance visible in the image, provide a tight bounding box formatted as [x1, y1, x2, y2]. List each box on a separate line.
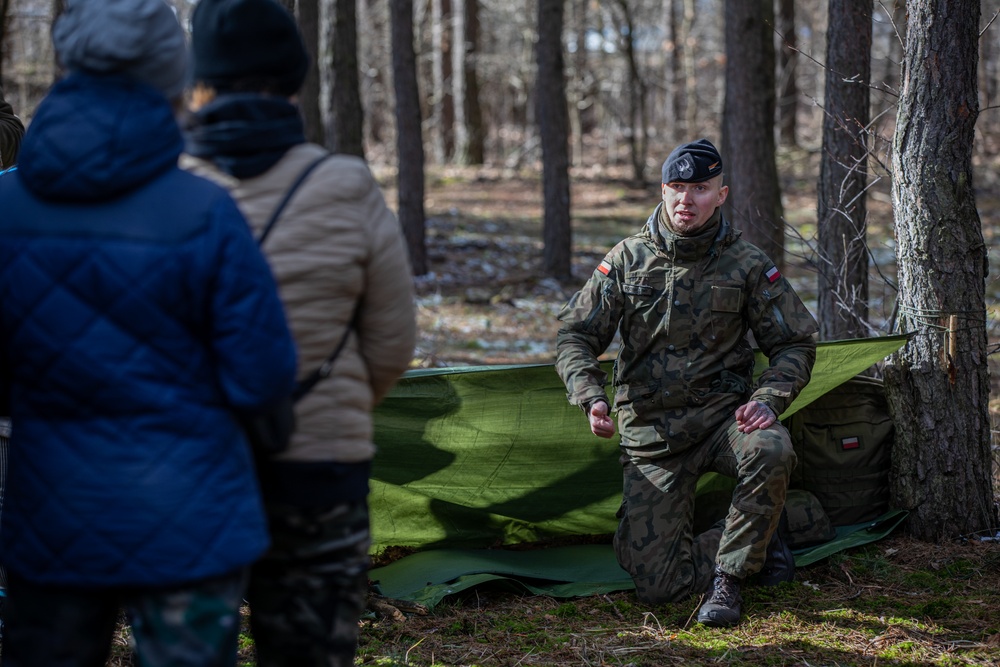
[661, 176, 728, 236]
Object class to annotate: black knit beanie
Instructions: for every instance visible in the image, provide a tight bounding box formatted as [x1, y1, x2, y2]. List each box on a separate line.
[190, 0, 309, 96]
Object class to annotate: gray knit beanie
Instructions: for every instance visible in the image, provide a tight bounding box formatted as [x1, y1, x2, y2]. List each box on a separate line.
[53, 0, 188, 100]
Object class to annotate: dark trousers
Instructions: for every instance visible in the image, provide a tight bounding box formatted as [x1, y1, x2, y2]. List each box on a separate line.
[1, 568, 247, 667]
[248, 497, 371, 667]
[614, 418, 796, 604]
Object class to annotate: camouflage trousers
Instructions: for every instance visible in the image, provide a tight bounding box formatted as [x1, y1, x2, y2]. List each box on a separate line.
[614, 419, 796, 604]
[1, 567, 247, 667]
[248, 497, 371, 667]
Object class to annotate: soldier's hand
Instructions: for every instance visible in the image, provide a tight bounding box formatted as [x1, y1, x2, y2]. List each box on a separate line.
[588, 400, 616, 439]
[735, 400, 776, 433]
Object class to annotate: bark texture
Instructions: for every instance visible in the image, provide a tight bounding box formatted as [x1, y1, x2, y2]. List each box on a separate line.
[722, 0, 784, 267]
[391, 0, 427, 275]
[817, 0, 872, 340]
[332, 0, 365, 158]
[536, 0, 572, 280]
[884, 0, 996, 540]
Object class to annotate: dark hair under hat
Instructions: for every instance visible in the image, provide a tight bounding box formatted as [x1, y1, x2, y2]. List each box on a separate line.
[190, 0, 309, 97]
[661, 138, 724, 184]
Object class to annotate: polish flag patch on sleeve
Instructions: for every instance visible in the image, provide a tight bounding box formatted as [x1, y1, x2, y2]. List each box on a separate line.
[841, 436, 861, 450]
[597, 260, 612, 276]
[765, 265, 781, 283]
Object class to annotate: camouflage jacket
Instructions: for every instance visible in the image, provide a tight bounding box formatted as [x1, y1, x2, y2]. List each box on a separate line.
[555, 206, 818, 457]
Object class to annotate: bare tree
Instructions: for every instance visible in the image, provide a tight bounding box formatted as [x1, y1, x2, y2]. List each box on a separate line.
[536, 0, 572, 280]
[331, 0, 365, 157]
[298, 0, 325, 146]
[567, 0, 590, 167]
[884, 0, 996, 540]
[722, 0, 784, 266]
[391, 0, 427, 275]
[51, 0, 65, 82]
[663, 0, 683, 144]
[451, 0, 467, 162]
[609, 0, 649, 184]
[461, 0, 485, 164]
[1, 0, 11, 81]
[430, 0, 454, 162]
[681, 0, 697, 137]
[816, 0, 872, 340]
[776, 0, 798, 147]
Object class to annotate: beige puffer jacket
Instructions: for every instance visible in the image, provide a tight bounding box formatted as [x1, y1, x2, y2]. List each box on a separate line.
[183, 143, 416, 463]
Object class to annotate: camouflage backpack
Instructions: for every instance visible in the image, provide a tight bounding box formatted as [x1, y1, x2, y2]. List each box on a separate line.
[784, 489, 837, 548]
[783, 375, 894, 527]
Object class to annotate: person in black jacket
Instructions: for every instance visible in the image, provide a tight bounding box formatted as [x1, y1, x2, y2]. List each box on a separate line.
[0, 85, 25, 169]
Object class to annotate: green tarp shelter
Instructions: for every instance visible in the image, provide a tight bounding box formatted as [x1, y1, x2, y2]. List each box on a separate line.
[369, 514, 908, 609]
[368, 335, 910, 607]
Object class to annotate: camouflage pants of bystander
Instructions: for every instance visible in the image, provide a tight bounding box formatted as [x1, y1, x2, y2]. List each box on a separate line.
[248, 497, 371, 667]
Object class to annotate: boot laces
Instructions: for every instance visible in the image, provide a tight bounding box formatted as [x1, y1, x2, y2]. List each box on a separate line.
[709, 571, 740, 606]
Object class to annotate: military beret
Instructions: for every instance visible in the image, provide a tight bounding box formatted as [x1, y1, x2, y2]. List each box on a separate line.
[661, 138, 724, 184]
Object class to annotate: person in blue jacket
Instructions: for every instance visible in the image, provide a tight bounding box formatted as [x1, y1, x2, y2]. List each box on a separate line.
[0, 1, 298, 665]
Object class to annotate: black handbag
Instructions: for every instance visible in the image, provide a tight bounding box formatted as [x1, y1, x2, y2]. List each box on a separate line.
[238, 153, 356, 456]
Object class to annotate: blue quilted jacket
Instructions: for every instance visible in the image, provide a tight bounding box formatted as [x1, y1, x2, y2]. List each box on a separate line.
[0, 73, 298, 587]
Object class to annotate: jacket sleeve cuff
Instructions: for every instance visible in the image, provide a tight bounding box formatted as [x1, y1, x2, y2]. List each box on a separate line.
[749, 392, 784, 416]
[580, 396, 610, 414]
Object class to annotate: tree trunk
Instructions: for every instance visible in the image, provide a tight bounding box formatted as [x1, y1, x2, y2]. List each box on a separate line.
[391, 0, 428, 275]
[298, 0, 325, 147]
[431, 0, 454, 163]
[462, 0, 485, 164]
[451, 0, 467, 163]
[612, 0, 647, 184]
[722, 0, 784, 266]
[567, 0, 587, 168]
[536, 0, 572, 281]
[978, 12, 997, 156]
[776, 0, 798, 147]
[51, 0, 66, 82]
[817, 0, 872, 340]
[665, 0, 682, 145]
[0, 0, 10, 81]
[681, 0, 696, 137]
[331, 0, 365, 158]
[884, 0, 996, 540]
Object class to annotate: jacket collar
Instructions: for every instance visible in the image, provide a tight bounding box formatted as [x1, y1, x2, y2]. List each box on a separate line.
[645, 205, 733, 261]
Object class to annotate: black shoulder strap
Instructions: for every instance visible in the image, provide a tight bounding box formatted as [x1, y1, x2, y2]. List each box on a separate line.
[291, 304, 362, 401]
[253, 152, 359, 403]
[256, 153, 330, 245]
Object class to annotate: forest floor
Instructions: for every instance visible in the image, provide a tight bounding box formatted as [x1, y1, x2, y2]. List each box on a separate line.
[105, 148, 1000, 666]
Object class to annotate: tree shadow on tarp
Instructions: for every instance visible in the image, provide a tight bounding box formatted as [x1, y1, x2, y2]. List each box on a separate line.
[416, 456, 621, 550]
[372, 374, 461, 486]
[370, 365, 624, 549]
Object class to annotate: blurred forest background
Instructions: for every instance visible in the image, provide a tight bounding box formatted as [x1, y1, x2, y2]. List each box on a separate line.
[4, 0, 995, 327]
[2, 0, 998, 540]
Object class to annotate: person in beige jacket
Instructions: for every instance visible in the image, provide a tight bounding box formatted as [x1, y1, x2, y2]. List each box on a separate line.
[183, 1, 416, 665]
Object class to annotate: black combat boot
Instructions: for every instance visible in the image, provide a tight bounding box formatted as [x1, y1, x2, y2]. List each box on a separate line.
[697, 566, 743, 627]
[755, 508, 795, 586]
